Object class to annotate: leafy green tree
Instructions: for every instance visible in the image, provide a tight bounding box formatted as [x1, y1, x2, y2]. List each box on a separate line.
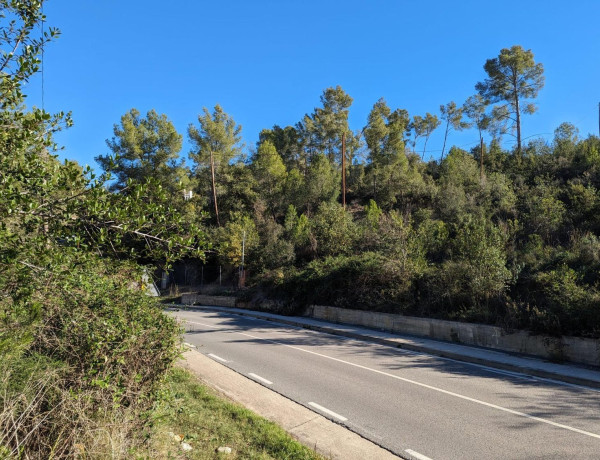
[96, 109, 186, 193]
[552, 122, 580, 162]
[463, 95, 490, 179]
[364, 98, 410, 165]
[216, 162, 258, 220]
[297, 86, 356, 164]
[364, 199, 383, 229]
[523, 178, 566, 242]
[364, 99, 412, 204]
[215, 212, 259, 267]
[0, 0, 60, 110]
[411, 112, 440, 158]
[440, 101, 470, 159]
[252, 140, 287, 216]
[251, 206, 295, 271]
[284, 204, 312, 258]
[476, 45, 544, 156]
[302, 153, 340, 214]
[311, 201, 356, 257]
[188, 105, 243, 226]
[425, 216, 510, 317]
[0, 4, 206, 456]
[258, 125, 302, 170]
[436, 147, 481, 222]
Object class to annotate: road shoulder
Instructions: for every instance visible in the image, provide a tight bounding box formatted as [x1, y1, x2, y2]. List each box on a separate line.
[180, 349, 399, 460]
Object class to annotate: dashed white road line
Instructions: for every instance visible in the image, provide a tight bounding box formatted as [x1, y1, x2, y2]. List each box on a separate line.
[208, 353, 228, 363]
[248, 373, 273, 385]
[308, 402, 348, 422]
[184, 318, 600, 440]
[405, 448, 433, 460]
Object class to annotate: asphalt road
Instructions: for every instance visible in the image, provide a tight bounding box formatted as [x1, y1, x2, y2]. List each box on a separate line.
[173, 309, 600, 460]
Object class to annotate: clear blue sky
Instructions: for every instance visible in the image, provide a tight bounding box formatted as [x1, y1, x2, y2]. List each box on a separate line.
[25, 0, 600, 168]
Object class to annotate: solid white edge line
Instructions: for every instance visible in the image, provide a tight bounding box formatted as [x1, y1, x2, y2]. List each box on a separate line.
[180, 315, 600, 392]
[184, 319, 600, 440]
[248, 373, 273, 385]
[208, 353, 228, 363]
[308, 402, 348, 422]
[405, 448, 434, 460]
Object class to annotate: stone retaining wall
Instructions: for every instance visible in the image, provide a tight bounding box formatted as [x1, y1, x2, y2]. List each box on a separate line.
[176, 295, 599, 366]
[306, 305, 600, 367]
[180, 294, 236, 308]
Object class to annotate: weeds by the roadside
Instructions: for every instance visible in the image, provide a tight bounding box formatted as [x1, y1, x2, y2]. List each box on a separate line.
[145, 367, 324, 459]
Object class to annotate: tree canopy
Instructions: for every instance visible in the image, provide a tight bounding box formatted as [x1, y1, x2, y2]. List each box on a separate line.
[476, 45, 545, 155]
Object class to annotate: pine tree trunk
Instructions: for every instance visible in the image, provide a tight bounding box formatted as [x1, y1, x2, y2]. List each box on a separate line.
[480, 134, 484, 182]
[513, 70, 522, 157]
[441, 121, 450, 159]
[515, 96, 521, 156]
[209, 149, 220, 227]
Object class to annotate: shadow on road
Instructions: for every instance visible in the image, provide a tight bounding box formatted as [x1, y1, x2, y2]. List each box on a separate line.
[178, 310, 600, 426]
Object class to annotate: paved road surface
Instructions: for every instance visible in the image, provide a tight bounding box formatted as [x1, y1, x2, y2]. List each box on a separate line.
[173, 309, 600, 460]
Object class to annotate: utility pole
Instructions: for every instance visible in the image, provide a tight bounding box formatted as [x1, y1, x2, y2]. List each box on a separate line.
[341, 131, 346, 209]
[598, 102, 600, 137]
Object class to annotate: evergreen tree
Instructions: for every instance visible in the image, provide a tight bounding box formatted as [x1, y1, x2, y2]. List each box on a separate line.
[476, 45, 544, 156]
[96, 109, 186, 193]
[188, 105, 243, 226]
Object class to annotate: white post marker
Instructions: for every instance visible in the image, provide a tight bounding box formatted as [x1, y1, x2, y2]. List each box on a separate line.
[308, 402, 348, 422]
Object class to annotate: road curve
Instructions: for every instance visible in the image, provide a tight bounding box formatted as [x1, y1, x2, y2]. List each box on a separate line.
[173, 309, 600, 460]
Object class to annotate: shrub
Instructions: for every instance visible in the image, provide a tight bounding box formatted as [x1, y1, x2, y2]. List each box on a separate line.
[268, 252, 416, 312]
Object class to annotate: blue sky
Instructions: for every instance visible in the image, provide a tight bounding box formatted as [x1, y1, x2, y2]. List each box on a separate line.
[25, 0, 600, 168]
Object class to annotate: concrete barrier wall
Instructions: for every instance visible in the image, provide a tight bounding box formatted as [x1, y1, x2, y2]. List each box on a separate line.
[180, 294, 236, 308]
[307, 305, 600, 367]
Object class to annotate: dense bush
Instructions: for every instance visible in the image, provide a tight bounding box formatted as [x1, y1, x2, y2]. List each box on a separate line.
[0, 5, 204, 456]
[1, 257, 181, 458]
[262, 252, 415, 312]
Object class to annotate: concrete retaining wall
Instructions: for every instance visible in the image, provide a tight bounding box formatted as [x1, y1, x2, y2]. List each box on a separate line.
[180, 294, 236, 308]
[306, 305, 600, 367]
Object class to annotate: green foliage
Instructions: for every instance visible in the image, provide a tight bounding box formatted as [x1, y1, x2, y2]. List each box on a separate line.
[476, 45, 544, 154]
[215, 212, 259, 267]
[149, 368, 324, 459]
[523, 178, 566, 242]
[532, 264, 600, 336]
[188, 105, 243, 225]
[251, 209, 295, 272]
[302, 153, 340, 214]
[96, 108, 186, 193]
[252, 140, 287, 216]
[423, 216, 511, 320]
[188, 105, 243, 169]
[0, 4, 207, 456]
[32, 257, 180, 399]
[364, 199, 382, 229]
[298, 85, 356, 164]
[258, 125, 302, 170]
[310, 201, 356, 257]
[410, 112, 441, 158]
[270, 253, 415, 312]
[440, 101, 470, 158]
[365, 98, 410, 165]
